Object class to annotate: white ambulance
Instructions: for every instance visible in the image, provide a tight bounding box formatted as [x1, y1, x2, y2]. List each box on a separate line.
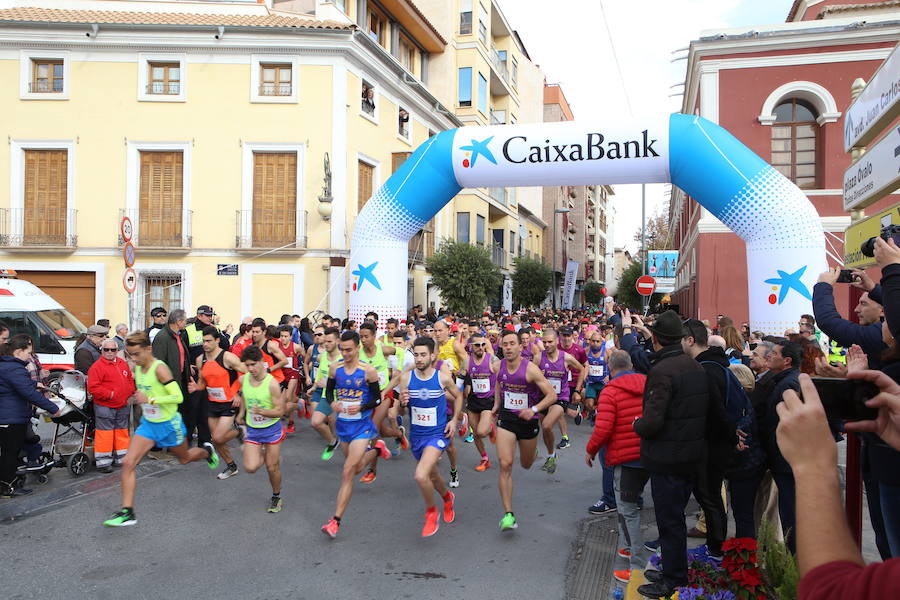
[0, 270, 87, 373]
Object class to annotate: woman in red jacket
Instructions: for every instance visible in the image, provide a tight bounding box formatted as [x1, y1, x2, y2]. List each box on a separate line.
[88, 338, 136, 473]
[585, 349, 647, 585]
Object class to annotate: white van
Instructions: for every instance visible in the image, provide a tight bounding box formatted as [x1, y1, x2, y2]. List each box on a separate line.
[0, 270, 87, 373]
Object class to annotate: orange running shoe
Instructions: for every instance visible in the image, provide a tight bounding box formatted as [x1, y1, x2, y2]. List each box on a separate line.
[359, 470, 376, 484]
[613, 570, 631, 583]
[422, 507, 440, 537]
[286, 420, 295, 434]
[321, 518, 340, 539]
[489, 422, 497, 445]
[442, 491, 455, 524]
[475, 458, 491, 472]
[398, 426, 410, 450]
[373, 439, 391, 460]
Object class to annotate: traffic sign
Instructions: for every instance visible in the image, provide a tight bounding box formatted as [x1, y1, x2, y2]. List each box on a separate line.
[123, 242, 136, 268]
[120, 216, 133, 243]
[122, 268, 137, 294]
[636, 275, 656, 296]
[844, 42, 900, 152]
[843, 126, 900, 211]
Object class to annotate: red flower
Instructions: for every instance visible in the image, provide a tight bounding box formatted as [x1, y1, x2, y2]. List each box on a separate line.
[723, 537, 758, 553]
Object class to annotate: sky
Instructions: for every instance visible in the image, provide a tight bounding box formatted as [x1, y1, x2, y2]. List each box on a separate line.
[501, 0, 791, 252]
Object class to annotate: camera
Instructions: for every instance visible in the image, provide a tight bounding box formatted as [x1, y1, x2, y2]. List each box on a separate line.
[861, 224, 900, 257]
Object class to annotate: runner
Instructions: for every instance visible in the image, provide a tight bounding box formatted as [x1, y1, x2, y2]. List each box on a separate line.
[187, 326, 246, 480]
[250, 318, 288, 384]
[387, 328, 414, 455]
[321, 331, 391, 539]
[461, 331, 499, 471]
[434, 319, 468, 487]
[486, 329, 556, 531]
[103, 332, 219, 527]
[559, 325, 589, 435]
[310, 327, 341, 460]
[277, 325, 303, 433]
[357, 322, 403, 483]
[534, 329, 585, 474]
[399, 336, 462, 537]
[583, 330, 612, 425]
[236, 345, 286, 513]
[381, 318, 400, 347]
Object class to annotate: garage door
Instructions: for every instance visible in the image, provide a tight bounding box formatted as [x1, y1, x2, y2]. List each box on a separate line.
[15, 271, 96, 326]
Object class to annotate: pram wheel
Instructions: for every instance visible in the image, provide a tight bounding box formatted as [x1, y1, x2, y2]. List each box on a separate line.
[69, 452, 90, 476]
[39, 452, 54, 475]
[36, 474, 48, 484]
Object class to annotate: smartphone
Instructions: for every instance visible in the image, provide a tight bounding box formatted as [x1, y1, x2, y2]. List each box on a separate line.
[836, 269, 855, 283]
[810, 377, 880, 421]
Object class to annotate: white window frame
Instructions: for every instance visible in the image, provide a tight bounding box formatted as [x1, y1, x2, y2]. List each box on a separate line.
[250, 55, 300, 104]
[360, 79, 379, 125]
[125, 141, 192, 246]
[138, 53, 187, 102]
[20, 50, 70, 100]
[9, 139, 76, 240]
[240, 142, 306, 248]
[397, 105, 412, 144]
[757, 80, 841, 126]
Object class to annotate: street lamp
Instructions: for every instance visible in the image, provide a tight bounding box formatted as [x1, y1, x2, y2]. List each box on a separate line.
[553, 207, 570, 309]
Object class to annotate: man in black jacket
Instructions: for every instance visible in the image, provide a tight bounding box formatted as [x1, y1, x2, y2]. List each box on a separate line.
[814, 268, 885, 367]
[634, 311, 710, 598]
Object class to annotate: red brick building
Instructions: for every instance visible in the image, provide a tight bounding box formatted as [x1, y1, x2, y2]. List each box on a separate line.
[671, 0, 900, 324]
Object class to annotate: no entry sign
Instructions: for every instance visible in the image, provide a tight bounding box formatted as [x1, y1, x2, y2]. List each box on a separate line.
[636, 275, 657, 296]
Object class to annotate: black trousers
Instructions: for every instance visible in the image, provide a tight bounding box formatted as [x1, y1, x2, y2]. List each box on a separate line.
[650, 471, 695, 589]
[0, 423, 27, 488]
[694, 461, 727, 556]
[178, 389, 211, 447]
[728, 468, 764, 539]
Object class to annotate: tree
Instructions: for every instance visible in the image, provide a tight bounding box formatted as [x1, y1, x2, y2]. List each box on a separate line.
[633, 207, 673, 251]
[426, 239, 502, 315]
[616, 261, 663, 310]
[511, 255, 553, 309]
[584, 281, 603, 305]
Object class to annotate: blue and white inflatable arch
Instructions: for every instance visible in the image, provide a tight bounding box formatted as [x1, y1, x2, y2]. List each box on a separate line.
[349, 114, 826, 333]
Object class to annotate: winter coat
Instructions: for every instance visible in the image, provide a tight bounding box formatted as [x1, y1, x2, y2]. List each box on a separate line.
[0, 355, 59, 424]
[586, 371, 646, 466]
[87, 357, 136, 409]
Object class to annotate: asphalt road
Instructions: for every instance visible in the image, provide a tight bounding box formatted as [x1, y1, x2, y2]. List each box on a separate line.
[3, 419, 609, 600]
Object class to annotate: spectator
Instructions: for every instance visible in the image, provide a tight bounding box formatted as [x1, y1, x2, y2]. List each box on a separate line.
[633, 311, 710, 598]
[814, 268, 885, 367]
[720, 326, 751, 366]
[97, 318, 111, 329]
[145, 307, 167, 343]
[88, 338, 136, 473]
[151, 309, 196, 447]
[585, 350, 647, 584]
[74, 324, 109, 375]
[113, 323, 128, 352]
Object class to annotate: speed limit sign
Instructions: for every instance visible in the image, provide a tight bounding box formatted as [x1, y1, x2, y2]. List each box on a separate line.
[121, 216, 133, 243]
[123, 268, 137, 294]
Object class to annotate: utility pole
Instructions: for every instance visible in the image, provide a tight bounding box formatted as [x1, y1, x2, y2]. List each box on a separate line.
[641, 184, 648, 314]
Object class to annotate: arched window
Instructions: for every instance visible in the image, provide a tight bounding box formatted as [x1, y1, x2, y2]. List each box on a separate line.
[771, 99, 817, 189]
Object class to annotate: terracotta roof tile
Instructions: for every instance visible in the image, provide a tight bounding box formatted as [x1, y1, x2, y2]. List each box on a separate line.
[0, 6, 353, 30]
[818, 0, 900, 17]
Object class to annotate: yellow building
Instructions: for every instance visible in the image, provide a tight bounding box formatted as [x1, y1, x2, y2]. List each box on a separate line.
[0, 0, 461, 328]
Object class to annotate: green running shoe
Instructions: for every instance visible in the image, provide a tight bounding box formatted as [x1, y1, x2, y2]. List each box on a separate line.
[103, 508, 136, 527]
[267, 496, 283, 513]
[499, 512, 518, 531]
[321, 439, 339, 461]
[203, 442, 219, 470]
[543, 455, 557, 474]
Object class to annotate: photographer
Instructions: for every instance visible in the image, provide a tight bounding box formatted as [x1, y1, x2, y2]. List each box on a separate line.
[814, 268, 885, 368]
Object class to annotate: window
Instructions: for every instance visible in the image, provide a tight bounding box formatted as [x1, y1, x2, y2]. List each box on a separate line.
[478, 4, 488, 44]
[23, 150, 68, 245]
[457, 212, 470, 243]
[259, 63, 292, 96]
[476, 214, 485, 245]
[252, 152, 297, 247]
[139, 151, 184, 246]
[509, 231, 516, 255]
[490, 109, 506, 125]
[511, 57, 518, 87]
[358, 160, 374, 213]
[398, 36, 417, 75]
[477, 72, 487, 114]
[459, 0, 472, 34]
[496, 49, 507, 68]
[30, 59, 63, 93]
[771, 99, 817, 189]
[148, 62, 180, 95]
[367, 2, 387, 48]
[398, 107, 410, 139]
[144, 275, 182, 327]
[458, 67, 472, 107]
[361, 80, 376, 117]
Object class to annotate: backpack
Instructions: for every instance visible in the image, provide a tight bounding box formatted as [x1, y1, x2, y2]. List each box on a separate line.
[700, 361, 764, 475]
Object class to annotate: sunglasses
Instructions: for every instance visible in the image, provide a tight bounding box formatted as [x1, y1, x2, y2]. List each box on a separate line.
[101, 348, 118, 353]
[472, 342, 486, 347]
[424, 329, 434, 333]
[154, 313, 167, 318]
[314, 332, 324, 336]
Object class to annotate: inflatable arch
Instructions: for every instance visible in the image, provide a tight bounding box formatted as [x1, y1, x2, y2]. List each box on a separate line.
[349, 113, 826, 333]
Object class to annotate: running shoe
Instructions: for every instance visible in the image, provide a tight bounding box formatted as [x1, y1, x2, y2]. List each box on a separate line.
[373, 439, 391, 460]
[489, 421, 497, 444]
[217, 464, 239, 480]
[397, 425, 410, 450]
[643, 539, 661, 553]
[267, 496, 283, 513]
[103, 508, 136, 527]
[542, 455, 558, 474]
[443, 491, 456, 523]
[457, 413, 469, 437]
[286, 421, 296, 434]
[613, 570, 631, 584]
[574, 411, 583, 426]
[321, 518, 340, 539]
[464, 429, 474, 443]
[617, 548, 632, 559]
[449, 469, 459, 488]
[360, 470, 376, 484]
[321, 439, 339, 461]
[422, 507, 440, 537]
[556, 436, 570, 450]
[475, 458, 491, 472]
[233, 423, 245, 443]
[203, 442, 220, 470]
[588, 501, 616, 515]
[499, 512, 518, 531]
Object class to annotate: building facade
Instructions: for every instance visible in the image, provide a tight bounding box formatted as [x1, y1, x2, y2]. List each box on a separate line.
[670, 0, 900, 325]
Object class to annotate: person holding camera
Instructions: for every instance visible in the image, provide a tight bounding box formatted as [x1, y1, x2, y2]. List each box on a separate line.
[814, 268, 885, 367]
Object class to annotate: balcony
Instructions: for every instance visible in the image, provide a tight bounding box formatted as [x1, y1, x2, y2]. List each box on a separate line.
[28, 81, 63, 93]
[489, 47, 512, 96]
[118, 208, 192, 251]
[409, 230, 426, 264]
[0, 207, 77, 250]
[489, 187, 507, 205]
[146, 81, 180, 95]
[236, 209, 308, 253]
[490, 110, 506, 125]
[259, 83, 291, 97]
[491, 244, 507, 269]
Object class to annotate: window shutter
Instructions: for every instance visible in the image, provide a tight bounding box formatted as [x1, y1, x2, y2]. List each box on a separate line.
[139, 151, 183, 245]
[23, 149, 67, 244]
[252, 152, 297, 247]
[358, 161, 374, 213]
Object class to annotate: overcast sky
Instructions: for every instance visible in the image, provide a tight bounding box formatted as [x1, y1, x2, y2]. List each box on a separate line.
[501, 0, 791, 252]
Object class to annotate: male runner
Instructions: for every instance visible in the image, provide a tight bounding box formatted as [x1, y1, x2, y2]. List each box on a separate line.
[236, 345, 286, 513]
[358, 322, 404, 483]
[434, 319, 468, 486]
[558, 325, 588, 437]
[481, 330, 556, 531]
[310, 327, 341, 460]
[381, 318, 400, 346]
[583, 330, 613, 424]
[277, 325, 303, 432]
[103, 332, 218, 527]
[400, 337, 462, 537]
[387, 328, 414, 454]
[321, 331, 391, 539]
[249, 318, 288, 384]
[534, 329, 585, 474]
[461, 331, 499, 471]
[187, 326, 246, 480]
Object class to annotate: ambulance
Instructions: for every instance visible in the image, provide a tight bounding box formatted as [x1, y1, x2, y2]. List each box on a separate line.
[0, 269, 87, 373]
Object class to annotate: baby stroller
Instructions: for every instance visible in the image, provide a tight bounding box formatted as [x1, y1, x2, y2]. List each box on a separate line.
[41, 370, 94, 476]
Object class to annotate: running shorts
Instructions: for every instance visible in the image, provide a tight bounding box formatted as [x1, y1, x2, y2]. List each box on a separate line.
[539, 399, 570, 416]
[336, 417, 378, 444]
[245, 421, 285, 445]
[467, 393, 493, 413]
[586, 382, 605, 400]
[410, 435, 448, 461]
[312, 388, 332, 417]
[497, 417, 540, 441]
[207, 400, 237, 418]
[135, 413, 186, 448]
